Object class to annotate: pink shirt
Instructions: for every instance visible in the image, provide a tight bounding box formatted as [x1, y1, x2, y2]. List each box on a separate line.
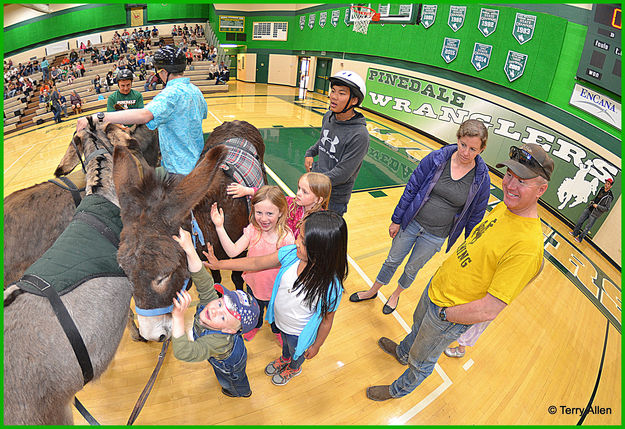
[286, 197, 305, 239]
[241, 224, 294, 301]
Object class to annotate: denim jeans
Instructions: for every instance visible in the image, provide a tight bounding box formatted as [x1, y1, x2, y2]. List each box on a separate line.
[376, 218, 446, 290]
[279, 331, 306, 370]
[247, 286, 279, 332]
[207, 332, 251, 396]
[572, 207, 598, 241]
[390, 284, 470, 397]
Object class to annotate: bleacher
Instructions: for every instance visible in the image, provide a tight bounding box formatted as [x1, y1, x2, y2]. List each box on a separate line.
[4, 34, 226, 135]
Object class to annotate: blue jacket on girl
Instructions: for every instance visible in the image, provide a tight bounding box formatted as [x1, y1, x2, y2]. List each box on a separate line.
[391, 144, 491, 253]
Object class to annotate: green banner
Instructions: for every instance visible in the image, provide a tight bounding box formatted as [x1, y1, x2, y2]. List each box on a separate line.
[362, 67, 621, 237]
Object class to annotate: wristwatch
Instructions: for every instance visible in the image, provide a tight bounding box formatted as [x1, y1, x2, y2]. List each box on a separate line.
[96, 111, 105, 122]
[438, 307, 447, 321]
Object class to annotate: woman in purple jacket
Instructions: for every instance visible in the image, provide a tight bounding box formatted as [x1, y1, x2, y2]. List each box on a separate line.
[350, 119, 491, 314]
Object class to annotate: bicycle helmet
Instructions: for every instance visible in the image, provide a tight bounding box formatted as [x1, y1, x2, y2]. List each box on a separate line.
[116, 68, 134, 82]
[153, 45, 186, 74]
[329, 70, 367, 107]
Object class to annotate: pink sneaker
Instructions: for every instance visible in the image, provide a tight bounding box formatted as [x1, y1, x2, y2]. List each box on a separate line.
[243, 328, 259, 341]
[275, 332, 283, 347]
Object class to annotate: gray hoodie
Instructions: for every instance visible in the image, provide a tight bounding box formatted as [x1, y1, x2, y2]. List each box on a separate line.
[305, 110, 369, 209]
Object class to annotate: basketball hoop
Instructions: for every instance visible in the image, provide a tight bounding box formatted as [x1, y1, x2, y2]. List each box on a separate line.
[351, 5, 380, 35]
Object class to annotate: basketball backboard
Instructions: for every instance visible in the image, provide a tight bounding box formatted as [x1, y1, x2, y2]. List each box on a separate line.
[347, 3, 421, 25]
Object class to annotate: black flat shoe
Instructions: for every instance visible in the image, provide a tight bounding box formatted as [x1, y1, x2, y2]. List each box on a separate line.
[349, 291, 378, 302]
[382, 296, 399, 314]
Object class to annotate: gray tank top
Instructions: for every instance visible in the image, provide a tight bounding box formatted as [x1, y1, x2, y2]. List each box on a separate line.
[415, 159, 475, 238]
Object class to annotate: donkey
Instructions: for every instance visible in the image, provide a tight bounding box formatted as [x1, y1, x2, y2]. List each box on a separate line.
[114, 120, 265, 341]
[3, 124, 159, 286]
[3, 120, 225, 425]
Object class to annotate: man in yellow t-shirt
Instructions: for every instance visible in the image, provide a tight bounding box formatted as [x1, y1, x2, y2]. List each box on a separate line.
[367, 143, 555, 401]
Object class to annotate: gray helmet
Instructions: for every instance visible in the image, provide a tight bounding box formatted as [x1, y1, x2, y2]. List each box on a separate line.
[153, 45, 186, 73]
[116, 68, 134, 82]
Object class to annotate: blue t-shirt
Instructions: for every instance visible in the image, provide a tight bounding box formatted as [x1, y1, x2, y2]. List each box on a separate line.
[145, 77, 207, 175]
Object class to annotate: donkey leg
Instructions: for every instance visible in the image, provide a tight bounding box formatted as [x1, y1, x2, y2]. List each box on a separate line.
[127, 307, 148, 342]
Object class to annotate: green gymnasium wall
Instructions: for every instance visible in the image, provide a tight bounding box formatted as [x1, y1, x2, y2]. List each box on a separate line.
[3, 5, 126, 54]
[146, 4, 209, 22]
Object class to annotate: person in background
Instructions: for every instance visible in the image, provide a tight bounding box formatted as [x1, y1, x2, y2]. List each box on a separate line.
[569, 178, 614, 243]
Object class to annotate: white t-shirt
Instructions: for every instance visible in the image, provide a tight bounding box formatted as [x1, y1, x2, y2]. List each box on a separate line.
[273, 262, 317, 336]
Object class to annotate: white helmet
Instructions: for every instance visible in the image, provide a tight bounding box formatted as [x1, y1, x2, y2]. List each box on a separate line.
[329, 70, 366, 106]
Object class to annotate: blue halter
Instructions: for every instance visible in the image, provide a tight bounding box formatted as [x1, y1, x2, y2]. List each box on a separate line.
[134, 211, 205, 317]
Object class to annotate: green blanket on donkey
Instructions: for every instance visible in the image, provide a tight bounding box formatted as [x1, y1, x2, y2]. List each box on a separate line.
[16, 194, 126, 296]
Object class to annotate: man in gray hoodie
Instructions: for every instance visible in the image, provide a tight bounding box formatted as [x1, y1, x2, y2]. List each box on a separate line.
[305, 71, 370, 215]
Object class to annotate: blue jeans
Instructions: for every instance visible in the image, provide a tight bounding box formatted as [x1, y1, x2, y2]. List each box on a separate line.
[247, 286, 279, 332]
[144, 82, 157, 91]
[207, 333, 251, 397]
[390, 284, 470, 397]
[279, 331, 306, 370]
[376, 219, 446, 290]
[572, 207, 598, 241]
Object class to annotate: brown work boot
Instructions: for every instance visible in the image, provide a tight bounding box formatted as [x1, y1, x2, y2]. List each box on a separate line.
[366, 385, 394, 401]
[378, 337, 408, 365]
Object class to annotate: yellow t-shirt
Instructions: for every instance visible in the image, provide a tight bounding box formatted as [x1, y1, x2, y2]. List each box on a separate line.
[429, 202, 543, 307]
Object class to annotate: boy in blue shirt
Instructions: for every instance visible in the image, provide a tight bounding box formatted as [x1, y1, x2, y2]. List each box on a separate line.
[76, 45, 207, 175]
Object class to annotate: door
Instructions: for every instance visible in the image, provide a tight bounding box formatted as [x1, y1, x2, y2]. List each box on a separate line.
[297, 56, 311, 99]
[228, 54, 237, 79]
[313, 58, 332, 95]
[256, 53, 269, 84]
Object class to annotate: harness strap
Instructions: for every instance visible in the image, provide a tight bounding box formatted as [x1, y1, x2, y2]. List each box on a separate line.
[73, 211, 120, 248]
[20, 274, 94, 385]
[190, 210, 205, 247]
[84, 148, 111, 165]
[134, 277, 190, 317]
[48, 176, 85, 208]
[74, 397, 101, 425]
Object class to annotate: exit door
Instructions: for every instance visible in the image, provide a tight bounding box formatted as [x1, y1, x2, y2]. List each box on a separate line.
[314, 58, 332, 95]
[256, 53, 269, 84]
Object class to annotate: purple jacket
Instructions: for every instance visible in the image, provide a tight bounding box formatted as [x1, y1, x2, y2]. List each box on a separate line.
[391, 144, 491, 253]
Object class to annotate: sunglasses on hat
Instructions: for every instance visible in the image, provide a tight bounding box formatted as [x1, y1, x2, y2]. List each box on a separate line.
[509, 146, 549, 179]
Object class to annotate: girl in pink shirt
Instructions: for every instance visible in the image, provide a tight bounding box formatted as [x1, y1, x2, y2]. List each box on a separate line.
[227, 172, 331, 239]
[211, 186, 294, 342]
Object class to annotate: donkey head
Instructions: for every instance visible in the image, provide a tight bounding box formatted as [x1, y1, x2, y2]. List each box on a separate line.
[113, 144, 227, 342]
[54, 120, 159, 177]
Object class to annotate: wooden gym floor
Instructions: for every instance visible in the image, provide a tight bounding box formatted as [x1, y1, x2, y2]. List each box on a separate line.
[3, 81, 621, 425]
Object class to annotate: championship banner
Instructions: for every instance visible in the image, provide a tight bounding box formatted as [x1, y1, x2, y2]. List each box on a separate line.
[478, 8, 499, 37]
[331, 9, 340, 27]
[308, 13, 315, 29]
[362, 67, 620, 235]
[504, 50, 528, 82]
[299, 15, 305, 30]
[421, 5, 437, 29]
[471, 43, 492, 71]
[513, 13, 536, 44]
[344, 7, 351, 26]
[448, 6, 466, 32]
[319, 11, 327, 28]
[442, 38, 460, 64]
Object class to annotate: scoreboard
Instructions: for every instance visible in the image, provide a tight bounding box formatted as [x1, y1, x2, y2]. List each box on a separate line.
[576, 4, 621, 96]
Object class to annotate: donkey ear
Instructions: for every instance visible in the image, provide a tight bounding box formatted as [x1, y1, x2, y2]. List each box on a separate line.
[169, 145, 228, 219]
[113, 145, 142, 201]
[54, 134, 82, 177]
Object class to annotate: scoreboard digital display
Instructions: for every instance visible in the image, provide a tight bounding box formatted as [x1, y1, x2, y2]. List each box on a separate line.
[576, 4, 621, 96]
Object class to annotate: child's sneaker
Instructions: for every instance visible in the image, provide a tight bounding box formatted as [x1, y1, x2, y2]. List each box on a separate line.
[275, 332, 283, 347]
[264, 356, 291, 376]
[243, 327, 259, 341]
[271, 366, 302, 386]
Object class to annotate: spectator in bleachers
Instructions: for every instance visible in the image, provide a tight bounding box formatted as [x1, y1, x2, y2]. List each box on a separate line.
[59, 92, 68, 118]
[50, 66, 61, 83]
[216, 65, 230, 85]
[112, 47, 120, 62]
[171, 24, 178, 36]
[91, 50, 99, 65]
[77, 61, 86, 77]
[122, 29, 129, 43]
[185, 50, 193, 67]
[104, 47, 114, 64]
[6, 81, 17, 98]
[93, 74, 103, 94]
[193, 46, 203, 62]
[61, 57, 70, 66]
[183, 24, 189, 36]
[152, 26, 159, 37]
[107, 68, 143, 111]
[70, 90, 83, 115]
[50, 85, 63, 123]
[79, 41, 86, 52]
[86, 40, 93, 53]
[144, 27, 151, 38]
[41, 57, 50, 81]
[105, 71, 115, 91]
[60, 66, 69, 82]
[69, 50, 78, 65]
[144, 69, 159, 92]
[39, 81, 50, 102]
[206, 61, 219, 80]
[127, 55, 137, 72]
[119, 37, 128, 54]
